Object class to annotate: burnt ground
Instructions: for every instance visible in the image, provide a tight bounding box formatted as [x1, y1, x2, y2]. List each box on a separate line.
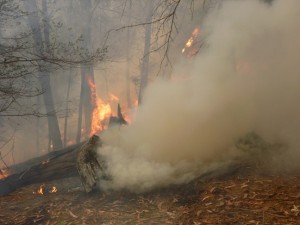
[0, 168, 299, 225]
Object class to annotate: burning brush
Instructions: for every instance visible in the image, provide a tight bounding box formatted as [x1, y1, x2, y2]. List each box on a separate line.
[33, 183, 58, 195]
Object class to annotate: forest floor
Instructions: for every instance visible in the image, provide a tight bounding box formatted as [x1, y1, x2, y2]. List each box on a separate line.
[0, 167, 299, 225]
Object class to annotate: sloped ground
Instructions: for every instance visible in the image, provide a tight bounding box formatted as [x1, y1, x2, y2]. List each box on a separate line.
[0, 170, 299, 225]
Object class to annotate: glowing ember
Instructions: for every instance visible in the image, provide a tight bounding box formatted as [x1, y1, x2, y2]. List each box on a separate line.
[50, 186, 58, 193]
[182, 27, 200, 54]
[0, 168, 9, 180]
[37, 184, 45, 195]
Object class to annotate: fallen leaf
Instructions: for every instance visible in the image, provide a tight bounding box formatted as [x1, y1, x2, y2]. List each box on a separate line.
[291, 205, 299, 212]
[68, 210, 78, 218]
[202, 196, 211, 201]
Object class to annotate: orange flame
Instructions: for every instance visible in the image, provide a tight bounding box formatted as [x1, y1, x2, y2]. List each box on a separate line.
[86, 75, 112, 136]
[37, 184, 45, 195]
[182, 27, 200, 53]
[86, 75, 140, 135]
[0, 168, 9, 180]
[50, 186, 58, 193]
[33, 184, 58, 195]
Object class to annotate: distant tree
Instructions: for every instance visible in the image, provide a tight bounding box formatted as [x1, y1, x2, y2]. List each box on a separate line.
[0, 0, 106, 152]
[138, 1, 154, 105]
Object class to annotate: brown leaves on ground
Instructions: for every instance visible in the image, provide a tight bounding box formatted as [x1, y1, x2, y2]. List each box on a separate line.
[0, 173, 299, 224]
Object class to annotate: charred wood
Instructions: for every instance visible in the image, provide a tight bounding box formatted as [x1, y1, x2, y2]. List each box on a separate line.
[108, 103, 127, 127]
[76, 135, 105, 193]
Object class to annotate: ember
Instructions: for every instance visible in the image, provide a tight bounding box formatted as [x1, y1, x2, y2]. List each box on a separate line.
[182, 27, 200, 54]
[0, 168, 9, 180]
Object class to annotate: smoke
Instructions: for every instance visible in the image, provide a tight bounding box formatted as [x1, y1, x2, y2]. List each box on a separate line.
[97, 0, 300, 192]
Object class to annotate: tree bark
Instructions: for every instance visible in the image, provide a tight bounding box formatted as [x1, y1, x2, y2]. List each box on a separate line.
[76, 135, 104, 193]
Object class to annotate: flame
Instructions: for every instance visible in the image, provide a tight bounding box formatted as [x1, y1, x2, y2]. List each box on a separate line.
[182, 27, 200, 54]
[33, 184, 58, 195]
[50, 186, 58, 193]
[37, 184, 45, 195]
[0, 168, 9, 180]
[87, 75, 112, 136]
[86, 75, 140, 135]
[90, 98, 112, 135]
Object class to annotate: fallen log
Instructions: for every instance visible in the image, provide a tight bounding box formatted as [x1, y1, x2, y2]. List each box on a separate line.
[0, 141, 85, 196]
[8, 142, 84, 175]
[0, 105, 128, 196]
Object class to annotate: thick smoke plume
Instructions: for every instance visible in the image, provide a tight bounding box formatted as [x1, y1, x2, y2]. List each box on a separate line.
[98, 0, 300, 192]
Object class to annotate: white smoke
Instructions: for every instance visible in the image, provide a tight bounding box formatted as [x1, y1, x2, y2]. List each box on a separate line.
[98, 0, 300, 192]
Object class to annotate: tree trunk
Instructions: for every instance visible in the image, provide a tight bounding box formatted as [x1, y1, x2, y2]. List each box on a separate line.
[125, 1, 132, 109]
[77, 0, 96, 138]
[64, 1, 74, 147]
[76, 135, 105, 193]
[76, 76, 84, 143]
[138, 1, 154, 105]
[63, 70, 72, 147]
[24, 0, 63, 150]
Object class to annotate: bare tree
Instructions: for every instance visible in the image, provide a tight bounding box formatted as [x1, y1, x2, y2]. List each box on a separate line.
[24, 0, 63, 150]
[76, 0, 97, 142]
[138, 1, 154, 105]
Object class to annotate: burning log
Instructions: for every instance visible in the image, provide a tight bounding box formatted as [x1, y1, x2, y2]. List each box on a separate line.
[108, 103, 128, 127]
